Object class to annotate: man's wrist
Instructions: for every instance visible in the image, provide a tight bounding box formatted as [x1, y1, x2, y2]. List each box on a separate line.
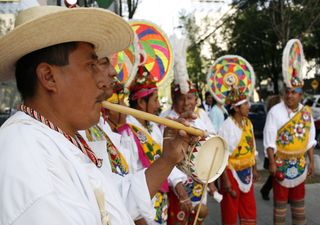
[158, 155, 176, 168]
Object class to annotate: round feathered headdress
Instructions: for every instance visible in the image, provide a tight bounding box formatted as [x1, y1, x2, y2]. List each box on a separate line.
[282, 39, 305, 88]
[207, 55, 255, 107]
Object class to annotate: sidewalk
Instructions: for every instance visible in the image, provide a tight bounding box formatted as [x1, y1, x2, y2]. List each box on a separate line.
[204, 183, 320, 225]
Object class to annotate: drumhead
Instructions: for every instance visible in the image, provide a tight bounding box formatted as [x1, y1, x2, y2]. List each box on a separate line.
[194, 135, 229, 183]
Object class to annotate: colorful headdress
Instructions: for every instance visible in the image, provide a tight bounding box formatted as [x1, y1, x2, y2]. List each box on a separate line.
[172, 81, 197, 95]
[111, 20, 174, 89]
[129, 65, 158, 100]
[282, 39, 305, 88]
[225, 86, 248, 107]
[107, 78, 126, 104]
[207, 55, 255, 107]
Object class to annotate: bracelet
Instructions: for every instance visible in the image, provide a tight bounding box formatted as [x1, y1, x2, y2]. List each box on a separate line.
[179, 198, 190, 203]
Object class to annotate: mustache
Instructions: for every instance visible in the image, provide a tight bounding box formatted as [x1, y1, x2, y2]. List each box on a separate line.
[96, 92, 109, 102]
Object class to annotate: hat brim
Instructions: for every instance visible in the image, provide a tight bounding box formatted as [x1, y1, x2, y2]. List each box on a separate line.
[0, 6, 134, 82]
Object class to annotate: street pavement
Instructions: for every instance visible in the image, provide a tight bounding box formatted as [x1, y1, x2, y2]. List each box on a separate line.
[203, 138, 320, 225]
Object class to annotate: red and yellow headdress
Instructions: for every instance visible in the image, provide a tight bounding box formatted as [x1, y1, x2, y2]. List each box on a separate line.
[129, 65, 158, 100]
[225, 86, 248, 107]
[107, 79, 126, 104]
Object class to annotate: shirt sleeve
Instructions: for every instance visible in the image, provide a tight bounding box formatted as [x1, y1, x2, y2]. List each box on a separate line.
[168, 167, 188, 188]
[263, 110, 278, 156]
[307, 114, 317, 150]
[119, 128, 140, 173]
[200, 109, 216, 134]
[112, 170, 155, 222]
[13, 194, 79, 225]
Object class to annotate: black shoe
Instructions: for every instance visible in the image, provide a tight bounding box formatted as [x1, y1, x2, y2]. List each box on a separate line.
[260, 189, 270, 201]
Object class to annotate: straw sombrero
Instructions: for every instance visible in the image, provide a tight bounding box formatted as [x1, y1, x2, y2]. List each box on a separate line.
[0, 6, 134, 82]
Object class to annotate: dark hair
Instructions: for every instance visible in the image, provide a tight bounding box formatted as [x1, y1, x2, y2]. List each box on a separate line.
[227, 105, 236, 116]
[205, 91, 211, 98]
[15, 42, 79, 100]
[128, 94, 151, 109]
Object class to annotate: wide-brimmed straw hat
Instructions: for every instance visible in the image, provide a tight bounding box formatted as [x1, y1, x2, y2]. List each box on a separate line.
[0, 6, 134, 82]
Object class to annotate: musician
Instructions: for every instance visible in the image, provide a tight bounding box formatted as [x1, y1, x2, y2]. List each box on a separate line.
[117, 65, 189, 225]
[218, 87, 259, 225]
[161, 81, 216, 225]
[0, 6, 193, 225]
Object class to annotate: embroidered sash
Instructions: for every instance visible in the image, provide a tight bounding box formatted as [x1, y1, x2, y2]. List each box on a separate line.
[227, 118, 255, 192]
[119, 124, 169, 224]
[85, 125, 129, 176]
[275, 106, 311, 183]
[228, 118, 256, 171]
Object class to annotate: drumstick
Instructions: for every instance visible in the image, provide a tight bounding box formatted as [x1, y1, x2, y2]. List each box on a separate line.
[192, 146, 218, 225]
[102, 101, 205, 137]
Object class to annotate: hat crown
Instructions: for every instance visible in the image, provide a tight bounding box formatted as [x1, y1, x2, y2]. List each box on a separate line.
[15, 6, 66, 28]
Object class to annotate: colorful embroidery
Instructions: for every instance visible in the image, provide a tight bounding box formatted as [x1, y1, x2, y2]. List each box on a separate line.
[276, 107, 311, 150]
[153, 192, 168, 224]
[275, 106, 311, 181]
[86, 125, 129, 176]
[127, 124, 168, 223]
[184, 177, 204, 203]
[129, 124, 162, 164]
[236, 168, 252, 185]
[228, 118, 256, 171]
[275, 155, 306, 180]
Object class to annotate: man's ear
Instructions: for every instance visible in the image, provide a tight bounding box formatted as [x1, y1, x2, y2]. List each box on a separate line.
[234, 105, 240, 113]
[137, 98, 146, 110]
[35, 62, 58, 92]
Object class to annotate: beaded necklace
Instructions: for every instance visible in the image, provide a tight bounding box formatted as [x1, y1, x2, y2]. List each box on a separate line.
[19, 104, 102, 168]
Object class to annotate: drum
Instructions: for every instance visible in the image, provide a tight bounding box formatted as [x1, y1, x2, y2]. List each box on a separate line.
[177, 135, 229, 184]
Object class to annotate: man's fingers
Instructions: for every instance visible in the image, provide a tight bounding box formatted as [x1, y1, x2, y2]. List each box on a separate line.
[179, 111, 197, 120]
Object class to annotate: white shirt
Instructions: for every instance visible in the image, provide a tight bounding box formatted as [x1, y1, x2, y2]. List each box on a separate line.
[263, 101, 316, 156]
[202, 102, 213, 113]
[197, 108, 216, 134]
[160, 108, 210, 134]
[0, 112, 153, 225]
[218, 117, 257, 192]
[208, 105, 225, 133]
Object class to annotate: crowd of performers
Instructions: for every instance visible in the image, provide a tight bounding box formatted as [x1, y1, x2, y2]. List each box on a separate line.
[0, 5, 316, 225]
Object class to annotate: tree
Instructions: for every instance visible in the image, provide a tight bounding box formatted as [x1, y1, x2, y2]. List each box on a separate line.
[117, 0, 140, 19]
[221, 0, 320, 95]
[179, 12, 206, 100]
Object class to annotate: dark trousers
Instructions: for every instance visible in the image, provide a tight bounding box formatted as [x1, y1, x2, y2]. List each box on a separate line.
[261, 157, 273, 195]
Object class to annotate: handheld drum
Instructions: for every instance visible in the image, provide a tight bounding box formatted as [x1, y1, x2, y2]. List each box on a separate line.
[102, 101, 229, 184]
[176, 135, 229, 184]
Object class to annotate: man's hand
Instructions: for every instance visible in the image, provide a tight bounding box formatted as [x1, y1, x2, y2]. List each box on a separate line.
[253, 167, 260, 182]
[175, 182, 193, 213]
[308, 161, 314, 177]
[145, 111, 198, 197]
[222, 172, 237, 198]
[207, 182, 217, 196]
[268, 161, 276, 176]
[162, 111, 198, 165]
[307, 147, 315, 177]
[266, 147, 276, 176]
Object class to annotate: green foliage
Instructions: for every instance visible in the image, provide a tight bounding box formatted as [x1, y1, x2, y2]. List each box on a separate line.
[96, 0, 114, 8]
[180, 0, 320, 97]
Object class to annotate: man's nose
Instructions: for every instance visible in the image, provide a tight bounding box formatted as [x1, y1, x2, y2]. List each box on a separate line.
[108, 64, 117, 78]
[96, 66, 108, 90]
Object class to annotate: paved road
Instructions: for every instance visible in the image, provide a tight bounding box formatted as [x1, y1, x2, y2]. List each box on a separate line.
[203, 138, 320, 225]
